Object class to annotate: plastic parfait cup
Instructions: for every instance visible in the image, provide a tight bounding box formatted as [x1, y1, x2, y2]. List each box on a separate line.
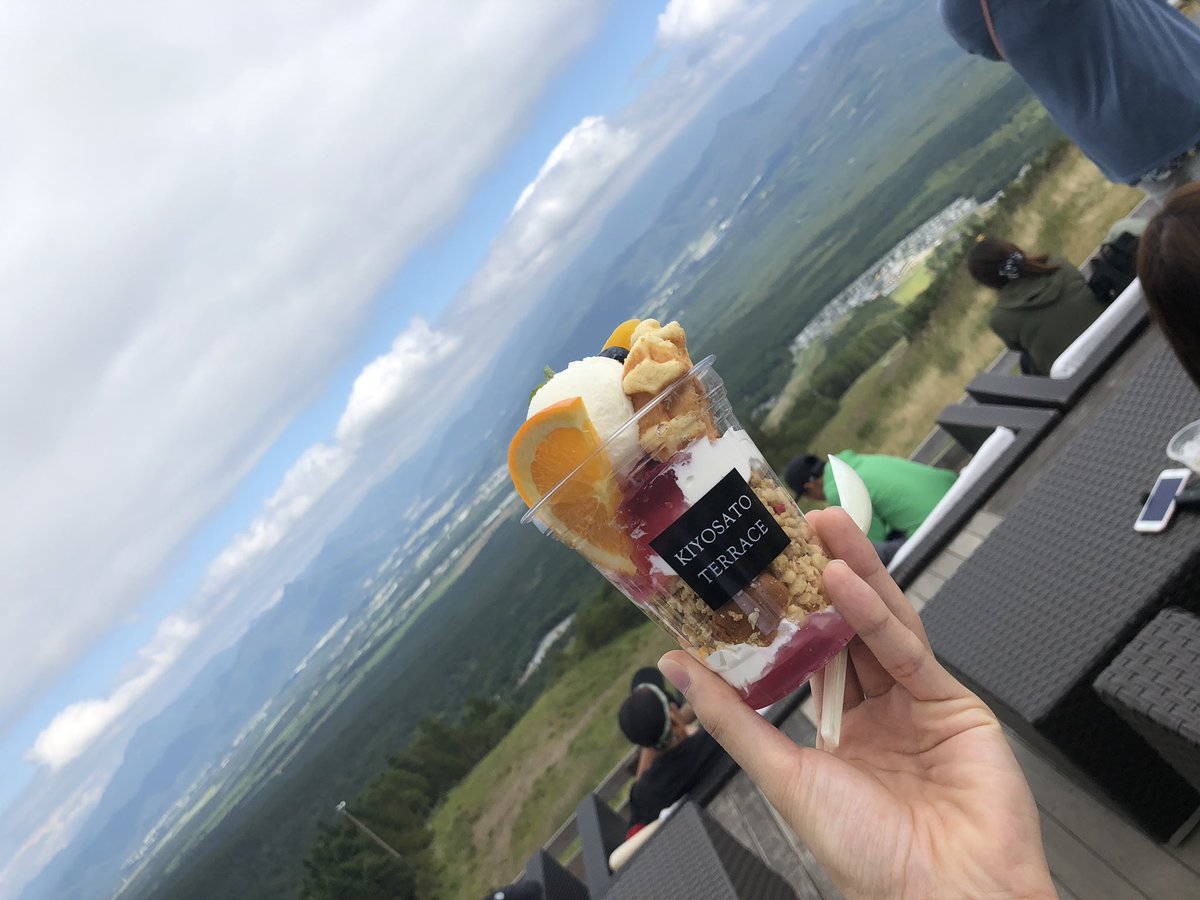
[1167, 419, 1200, 475]
[521, 356, 855, 708]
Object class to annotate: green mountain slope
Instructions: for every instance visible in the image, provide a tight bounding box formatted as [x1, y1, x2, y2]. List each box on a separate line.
[570, 0, 1056, 409]
[66, 1, 1065, 897]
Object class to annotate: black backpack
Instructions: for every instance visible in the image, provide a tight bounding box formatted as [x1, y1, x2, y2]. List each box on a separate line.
[1087, 231, 1139, 304]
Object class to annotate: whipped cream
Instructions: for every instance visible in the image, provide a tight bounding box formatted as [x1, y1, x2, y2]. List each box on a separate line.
[705, 618, 800, 690]
[648, 553, 676, 577]
[672, 428, 761, 505]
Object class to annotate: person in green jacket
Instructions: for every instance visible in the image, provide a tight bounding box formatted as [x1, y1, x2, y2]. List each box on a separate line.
[785, 452, 957, 563]
[967, 236, 1104, 376]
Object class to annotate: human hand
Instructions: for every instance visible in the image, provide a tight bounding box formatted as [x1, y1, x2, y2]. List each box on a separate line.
[658, 508, 1055, 900]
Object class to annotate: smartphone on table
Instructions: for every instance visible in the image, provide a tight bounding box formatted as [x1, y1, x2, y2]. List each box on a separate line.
[1134, 468, 1191, 533]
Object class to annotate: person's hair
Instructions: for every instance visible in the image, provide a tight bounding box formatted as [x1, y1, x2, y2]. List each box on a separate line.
[618, 685, 673, 749]
[1138, 183, 1200, 389]
[967, 236, 1060, 289]
[784, 455, 825, 496]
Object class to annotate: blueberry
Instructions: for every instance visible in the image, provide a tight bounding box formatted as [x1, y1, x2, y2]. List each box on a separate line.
[600, 346, 628, 364]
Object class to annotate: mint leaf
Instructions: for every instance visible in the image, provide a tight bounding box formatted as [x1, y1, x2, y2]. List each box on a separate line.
[528, 365, 555, 404]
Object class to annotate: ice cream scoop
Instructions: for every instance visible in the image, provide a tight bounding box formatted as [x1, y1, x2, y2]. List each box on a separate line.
[528, 356, 638, 466]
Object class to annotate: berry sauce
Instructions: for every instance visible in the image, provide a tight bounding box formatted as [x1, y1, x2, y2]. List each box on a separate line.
[614, 450, 854, 708]
[616, 458, 689, 599]
[740, 610, 856, 708]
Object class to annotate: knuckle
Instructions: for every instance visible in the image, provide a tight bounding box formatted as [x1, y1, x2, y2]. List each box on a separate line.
[889, 644, 927, 682]
[857, 610, 892, 639]
[697, 706, 733, 744]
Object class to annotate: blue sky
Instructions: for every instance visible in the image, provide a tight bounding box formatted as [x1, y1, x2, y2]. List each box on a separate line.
[0, 1, 812, 894]
[0, 1, 664, 814]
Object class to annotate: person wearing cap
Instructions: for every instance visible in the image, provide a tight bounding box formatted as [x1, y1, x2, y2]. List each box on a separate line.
[629, 667, 696, 777]
[785, 452, 956, 563]
[618, 682, 729, 830]
[629, 666, 688, 708]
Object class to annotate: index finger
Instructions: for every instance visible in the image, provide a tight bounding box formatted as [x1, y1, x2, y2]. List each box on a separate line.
[807, 507, 931, 648]
[658, 651, 818, 798]
[823, 559, 959, 702]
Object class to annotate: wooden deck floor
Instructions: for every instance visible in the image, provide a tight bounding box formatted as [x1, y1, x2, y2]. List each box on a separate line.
[707, 663, 1200, 900]
[706, 712, 841, 899]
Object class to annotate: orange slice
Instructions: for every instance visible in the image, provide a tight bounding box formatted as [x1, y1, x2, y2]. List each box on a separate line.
[602, 319, 640, 351]
[509, 398, 635, 575]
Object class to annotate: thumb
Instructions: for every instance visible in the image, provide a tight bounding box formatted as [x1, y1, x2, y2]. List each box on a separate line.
[659, 651, 815, 803]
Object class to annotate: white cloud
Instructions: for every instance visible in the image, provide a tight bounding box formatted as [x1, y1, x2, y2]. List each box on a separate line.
[0, 775, 107, 898]
[336, 320, 460, 447]
[513, 116, 639, 215]
[204, 444, 351, 590]
[24, 317, 456, 768]
[0, 0, 605, 733]
[657, 0, 756, 45]
[27, 616, 201, 769]
[204, 316, 459, 595]
[464, 115, 640, 309]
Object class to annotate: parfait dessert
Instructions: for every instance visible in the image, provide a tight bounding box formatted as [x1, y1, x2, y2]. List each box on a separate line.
[509, 319, 854, 707]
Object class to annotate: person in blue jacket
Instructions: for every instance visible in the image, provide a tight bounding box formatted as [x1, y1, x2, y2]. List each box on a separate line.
[939, 0, 1200, 205]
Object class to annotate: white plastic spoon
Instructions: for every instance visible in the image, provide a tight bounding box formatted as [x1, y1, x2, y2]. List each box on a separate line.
[818, 455, 873, 750]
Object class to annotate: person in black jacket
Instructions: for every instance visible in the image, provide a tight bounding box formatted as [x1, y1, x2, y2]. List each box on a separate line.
[627, 667, 695, 777]
[617, 683, 728, 829]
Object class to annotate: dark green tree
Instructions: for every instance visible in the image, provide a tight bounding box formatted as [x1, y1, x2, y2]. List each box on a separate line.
[300, 696, 520, 899]
[574, 585, 646, 652]
[300, 820, 416, 900]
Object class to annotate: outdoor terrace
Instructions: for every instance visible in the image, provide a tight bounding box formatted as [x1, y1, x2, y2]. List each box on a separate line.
[528, 324, 1200, 900]
[516, 187, 1200, 897]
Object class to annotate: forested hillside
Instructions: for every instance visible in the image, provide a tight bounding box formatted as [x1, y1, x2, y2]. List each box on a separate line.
[89, 1, 1065, 897]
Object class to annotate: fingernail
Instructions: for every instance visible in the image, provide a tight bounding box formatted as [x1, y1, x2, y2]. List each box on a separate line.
[826, 558, 848, 570]
[658, 657, 691, 694]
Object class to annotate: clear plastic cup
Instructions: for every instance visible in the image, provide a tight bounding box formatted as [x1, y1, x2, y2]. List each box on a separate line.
[1167, 419, 1200, 475]
[522, 356, 855, 707]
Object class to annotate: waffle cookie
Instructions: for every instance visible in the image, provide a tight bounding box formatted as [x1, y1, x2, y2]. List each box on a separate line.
[621, 319, 717, 460]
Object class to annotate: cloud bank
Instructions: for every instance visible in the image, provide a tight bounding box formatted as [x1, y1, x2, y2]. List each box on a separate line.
[467, 114, 640, 310]
[4, 0, 816, 893]
[27, 617, 201, 770]
[25, 317, 457, 769]
[658, 0, 758, 45]
[0, 0, 605, 736]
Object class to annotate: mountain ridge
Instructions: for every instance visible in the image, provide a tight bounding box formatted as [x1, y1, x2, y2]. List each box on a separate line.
[19, 1, 1058, 895]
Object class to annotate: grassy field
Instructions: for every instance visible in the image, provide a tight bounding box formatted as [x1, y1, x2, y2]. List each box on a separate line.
[423, 148, 1142, 898]
[806, 149, 1141, 458]
[892, 258, 933, 305]
[428, 623, 677, 897]
[762, 340, 827, 431]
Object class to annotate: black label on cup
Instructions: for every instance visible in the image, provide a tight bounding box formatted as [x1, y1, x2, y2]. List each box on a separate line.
[650, 468, 790, 611]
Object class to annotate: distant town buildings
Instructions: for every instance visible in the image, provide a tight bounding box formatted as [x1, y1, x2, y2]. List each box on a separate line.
[788, 196, 987, 355]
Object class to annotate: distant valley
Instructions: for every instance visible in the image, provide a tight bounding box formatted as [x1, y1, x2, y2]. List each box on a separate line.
[22, 0, 1062, 897]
